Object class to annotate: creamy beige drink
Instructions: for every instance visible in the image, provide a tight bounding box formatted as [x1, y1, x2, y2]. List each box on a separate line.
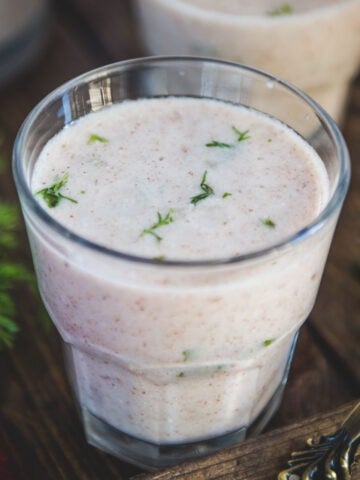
[135, 0, 360, 122]
[14, 58, 350, 469]
[30, 97, 330, 444]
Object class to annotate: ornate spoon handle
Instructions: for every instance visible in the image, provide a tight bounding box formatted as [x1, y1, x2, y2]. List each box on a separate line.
[278, 402, 360, 480]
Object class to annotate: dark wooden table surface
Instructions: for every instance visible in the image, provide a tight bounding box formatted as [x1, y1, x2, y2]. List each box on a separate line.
[0, 1, 359, 479]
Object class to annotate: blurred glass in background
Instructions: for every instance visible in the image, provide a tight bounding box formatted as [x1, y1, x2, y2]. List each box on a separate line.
[134, 0, 360, 124]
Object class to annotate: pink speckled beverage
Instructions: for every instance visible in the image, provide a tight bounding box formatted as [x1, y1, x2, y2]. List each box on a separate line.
[135, 0, 360, 122]
[13, 58, 350, 470]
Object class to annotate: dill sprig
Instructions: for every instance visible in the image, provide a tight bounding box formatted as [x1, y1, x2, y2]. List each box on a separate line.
[206, 127, 250, 149]
[261, 217, 276, 228]
[206, 140, 232, 149]
[36, 172, 78, 208]
[87, 133, 109, 144]
[153, 255, 166, 262]
[268, 3, 293, 15]
[182, 349, 194, 362]
[263, 338, 276, 347]
[190, 171, 215, 205]
[222, 192, 232, 199]
[141, 209, 174, 242]
[232, 126, 251, 142]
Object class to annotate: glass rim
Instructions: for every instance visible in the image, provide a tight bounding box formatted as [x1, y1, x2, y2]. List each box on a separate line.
[165, 0, 357, 21]
[13, 56, 351, 268]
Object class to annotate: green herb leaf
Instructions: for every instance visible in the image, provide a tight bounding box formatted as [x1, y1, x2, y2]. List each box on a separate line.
[177, 372, 185, 378]
[0, 132, 52, 350]
[153, 255, 166, 262]
[0, 263, 35, 290]
[141, 209, 174, 242]
[268, 3, 293, 15]
[0, 292, 15, 317]
[87, 133, 109, 144]
[261, 217, 276, 228]
[206, 140, 232, 148]
[0, 315, 20, 350]
[182, 349, 194, 362]
[232, 126, 251, 142]
[0, 204, 19, 249]
[191, 171, 215, 205]
[222, 192, 232, 199]
[36, 172, 78, 208]
[263, 338, 276, 347]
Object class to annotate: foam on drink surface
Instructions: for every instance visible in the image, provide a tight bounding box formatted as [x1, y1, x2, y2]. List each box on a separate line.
[32, 97, 329, 261]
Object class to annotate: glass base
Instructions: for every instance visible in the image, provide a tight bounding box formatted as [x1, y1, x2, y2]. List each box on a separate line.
[71, 332, 299, 470]
[80, 380, 286, 471]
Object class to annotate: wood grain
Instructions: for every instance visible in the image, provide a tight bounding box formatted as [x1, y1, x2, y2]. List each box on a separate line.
[132, 402, 360, 480]
[309, 77, 360, 385]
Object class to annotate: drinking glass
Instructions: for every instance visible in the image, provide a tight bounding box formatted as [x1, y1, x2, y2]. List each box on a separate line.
[13, 57, 350, 470]
[134, 0, 360, 123]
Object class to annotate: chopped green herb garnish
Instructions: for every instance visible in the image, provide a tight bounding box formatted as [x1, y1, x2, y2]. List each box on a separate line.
[263, 338, 276, 347]
[206, 140, 232, 149]
[268, 3, 293, 15]
[87, 133, 109, 144]
[141, 209, 174, 242]
[182, 349, 194, 361]
[177, 372, 185, 378]
[222, 192, 232, 199]
[191, 171, 215, 205]
[80, 190, 86, 194]
[36, 173, 78, 208]
[153, 255, 165, 262]
[232, 126, 251, 142]
[268, 138, 272, 143]
[261, 217, 276, 228]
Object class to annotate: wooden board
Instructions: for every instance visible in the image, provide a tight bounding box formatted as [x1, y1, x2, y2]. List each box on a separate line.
[133, 402, 360, 480]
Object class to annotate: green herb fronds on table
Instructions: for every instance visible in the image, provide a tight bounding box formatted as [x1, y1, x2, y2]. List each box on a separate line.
[0, 135, 51, 351]
[0, 203, 36, 350]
